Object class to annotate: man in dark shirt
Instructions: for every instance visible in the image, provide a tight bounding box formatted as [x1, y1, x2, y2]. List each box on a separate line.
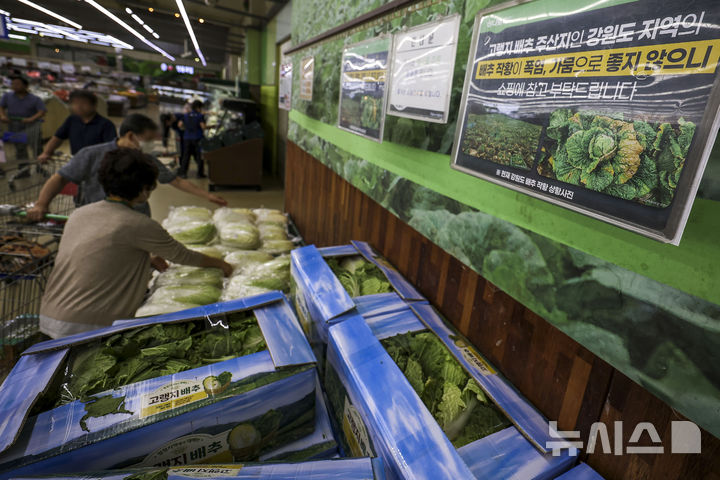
[38, 90, 116, 161]
[178, 100, 206, 178]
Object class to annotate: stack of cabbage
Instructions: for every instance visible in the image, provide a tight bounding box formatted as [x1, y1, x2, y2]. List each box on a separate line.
[136, 207, 296, 317]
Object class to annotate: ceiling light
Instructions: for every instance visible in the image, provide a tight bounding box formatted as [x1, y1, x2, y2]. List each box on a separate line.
[176, 0, 206, 66]
[90, 40, 109, 46]
[9, 26, 37, 34]
[16, 17, 86, 42]
[54, 48, 59, 52]
[198, 18, 204, 23]
[148, 7, 154, 12]
[0, 9, 10, 15]
[194, 57, 199, 62]
[8, 33, 27, 40]
[131, 14, 144, 25]
[174, 12, 180, 18]
[125, 7, 132, 14]
[16, 0, 82, 29]
[83, 0, 175, 60]
[142, 24, 152, 33]
[152, 32, 159, 39]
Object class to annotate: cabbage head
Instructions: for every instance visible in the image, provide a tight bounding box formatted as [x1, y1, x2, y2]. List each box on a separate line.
[135, 300, 201, 317]
[221, 279, 272, 302]
[154, 266, 224, 288]
[258, 224, 288, 241]
[225, 250, 274, 271]
[260, 239, 295, 255]
[166, 221, 216, 245]
[219, 224, 261, 249]
[167, 206, 212, 223]
[213, 207, 256, 227]
[187, 245, 224, 259]
[150, 284, 222, 305]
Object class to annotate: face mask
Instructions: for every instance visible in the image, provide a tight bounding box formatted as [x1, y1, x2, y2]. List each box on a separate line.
[139, 140, 155, 154]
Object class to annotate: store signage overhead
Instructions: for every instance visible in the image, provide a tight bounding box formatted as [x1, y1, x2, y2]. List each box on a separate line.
[452, 0, 720, 245]
[388, 15, 460, 123]
[338, 36, 391, 142]
[299, 56, 314, 101]
[160, 63, 194, 75]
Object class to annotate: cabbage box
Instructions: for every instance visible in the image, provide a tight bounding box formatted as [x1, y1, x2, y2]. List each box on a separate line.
[324, 303, 576, 480]
[0, 293, 320, 478]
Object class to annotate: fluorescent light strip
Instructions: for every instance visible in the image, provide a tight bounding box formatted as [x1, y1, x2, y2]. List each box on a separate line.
[8, 33, 27, 40]
[16, 0, 82, 29]
[84, 0, 175, 60]
[131, 14, 144, 25]
[105, 35, 134, 49]
[16, 17, 86, 42]
[152, 32, 160, 39]
[175, 0, 205, 66]
[142, 24, 153, 33]
[9, 26, 37, 34]
[0, 9, 10, 15]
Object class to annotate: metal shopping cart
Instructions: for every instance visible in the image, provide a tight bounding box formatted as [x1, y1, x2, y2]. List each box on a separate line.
[0, 153, 74, 380]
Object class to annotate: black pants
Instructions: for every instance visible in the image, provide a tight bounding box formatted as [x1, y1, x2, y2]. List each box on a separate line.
[180, 139, 203, 176]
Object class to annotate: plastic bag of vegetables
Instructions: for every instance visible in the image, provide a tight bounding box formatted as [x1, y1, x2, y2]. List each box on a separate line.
[221, 279, 272, 302]
[260, 239, 295, 255]
[165, 220, 216, 245]
[154, 266, 224, 288]
[241, 256, 291, 291]
[187, 244, 224, 259]
[135, 300, 201, 317]
[219, 223, 261, 249]
[253, 208, 287, 227]
[166, 206, 212, 223]
[258, 224, 288, 241]
[148, 284, 222, 306]
[213, 207, 256, 227]
[225, 250, 273, 271]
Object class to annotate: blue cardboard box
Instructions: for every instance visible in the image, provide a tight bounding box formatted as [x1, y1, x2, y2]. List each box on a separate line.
[324, 304, 576, 480]
[555, 463, 605, 479]
[0, 293, 320, 478]
[290, 242, 426, 370]
[10, 457, 386, 480]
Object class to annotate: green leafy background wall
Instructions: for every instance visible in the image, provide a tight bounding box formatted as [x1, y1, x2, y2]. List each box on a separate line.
[287, 0, 720, 437]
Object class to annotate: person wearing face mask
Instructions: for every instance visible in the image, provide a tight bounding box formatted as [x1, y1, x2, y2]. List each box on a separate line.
[39, 148, 234, 338]
[27, 113, 227, 220]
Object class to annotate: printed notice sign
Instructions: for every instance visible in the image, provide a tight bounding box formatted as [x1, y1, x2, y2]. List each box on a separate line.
[300, 56, 314, 101]
[338, 36, 391, 142]
[388, 15, 460, 123]
[452, 0, 720, 244]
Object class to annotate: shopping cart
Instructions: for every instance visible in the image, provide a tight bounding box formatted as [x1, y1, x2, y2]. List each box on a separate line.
[0, 231, 58, 379]
[0, 153, 74, 379]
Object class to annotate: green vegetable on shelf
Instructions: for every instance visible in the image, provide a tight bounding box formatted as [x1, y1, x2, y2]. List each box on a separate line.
[381, 330, 511, 448]
[326, 255, 392, 297]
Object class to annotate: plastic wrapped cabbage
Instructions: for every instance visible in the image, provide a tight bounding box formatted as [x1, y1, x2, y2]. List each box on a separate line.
[149, 284, 222, 306]
[225, 250, 273, 271]
[219, 223, 261, 249]
[253, 208, 287, 227]
[187, 245, 224, 259]
[154, 266, 224, 288]
[213, 207, 256, 227]
[167, 206, 212, 223]
[166, 221, 216, 245]
[241, 256, 291, 291]
[135, 300, 201, 317]
[221, 280, 272, 302]
[258, 224, 288, 241]
[260, 239, 295, 255]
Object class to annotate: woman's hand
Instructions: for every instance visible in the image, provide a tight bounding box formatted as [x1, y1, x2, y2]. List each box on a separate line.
[150, 255, 169, 272]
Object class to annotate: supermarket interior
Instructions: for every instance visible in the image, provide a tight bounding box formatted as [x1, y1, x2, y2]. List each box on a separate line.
[0, 1, 719, 479]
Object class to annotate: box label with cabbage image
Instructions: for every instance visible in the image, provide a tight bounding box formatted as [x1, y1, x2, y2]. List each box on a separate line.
[452, 0, 720, 244]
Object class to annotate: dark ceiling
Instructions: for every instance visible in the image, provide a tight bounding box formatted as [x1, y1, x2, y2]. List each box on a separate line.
[4, 0, 287, 63]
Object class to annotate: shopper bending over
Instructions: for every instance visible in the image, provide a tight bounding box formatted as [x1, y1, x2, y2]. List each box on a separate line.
[177, 100, 206, 178]
[39, 148, 233, 338]
[27, 113, 226, 220]
[38, 89, 116, 161]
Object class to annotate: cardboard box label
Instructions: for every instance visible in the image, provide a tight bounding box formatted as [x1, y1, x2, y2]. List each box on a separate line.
[140, 379, 210, 418]
[170, 465, 244, 478]
[456, 342, 495, 376]
[342, 397, 373, 458]
[138, 432, 231, 467]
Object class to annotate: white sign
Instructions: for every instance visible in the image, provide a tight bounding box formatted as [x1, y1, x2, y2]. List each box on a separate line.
[387, 15, 460, 123]
[61, 62, 75, 74]
[278, 62, 292, 110]
[299, 56, 314, 101]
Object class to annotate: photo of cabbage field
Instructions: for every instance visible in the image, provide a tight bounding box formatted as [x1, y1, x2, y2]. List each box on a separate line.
[537, 109, 697, 208]
[461, 113, 542, 170]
